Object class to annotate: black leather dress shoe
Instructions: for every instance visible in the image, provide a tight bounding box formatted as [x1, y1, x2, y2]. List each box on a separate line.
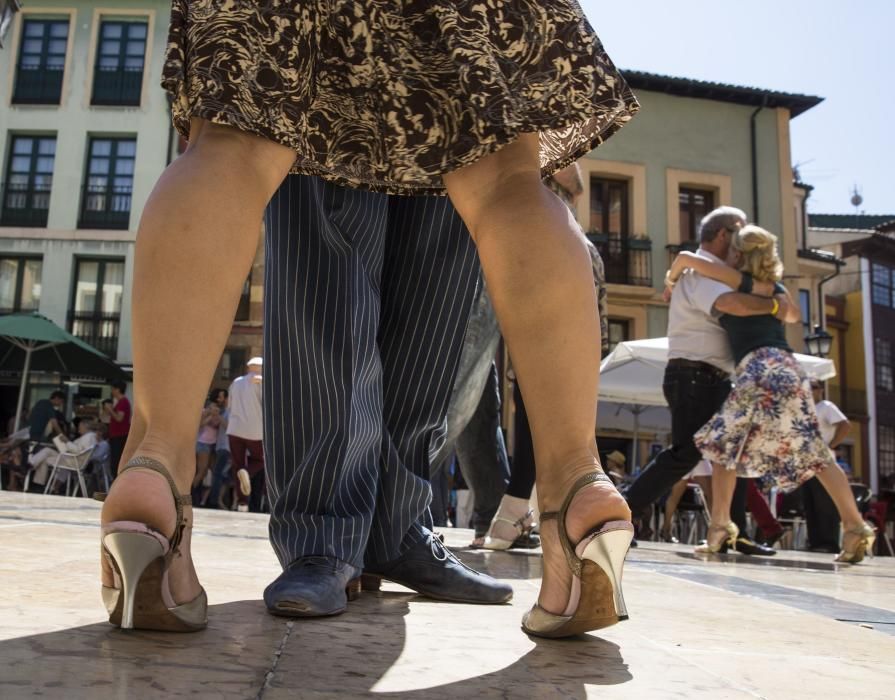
[758, 529, 785, 548]
[735, 537, 776, 556]
[264, 556, 362, 618]
[363, 529, 513, 604]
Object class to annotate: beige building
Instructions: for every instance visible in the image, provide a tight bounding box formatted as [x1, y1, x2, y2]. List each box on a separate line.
[0, 0, 260, 426]
[565, 72, 822, 467]
[1, 4, 828, 465]
[801, 214, 895, 492]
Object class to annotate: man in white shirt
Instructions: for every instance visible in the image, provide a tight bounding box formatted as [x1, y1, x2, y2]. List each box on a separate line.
[29, 419, 99, 488]
[623, 206, 798, 552]
[228, 357, 264, 512]
[801, 379, 852, 551]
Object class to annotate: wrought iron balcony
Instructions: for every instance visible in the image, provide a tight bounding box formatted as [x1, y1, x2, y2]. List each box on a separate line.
[828, 386, 868, 417]
[666, 240, 699, 268]
[68, 311, 120, 358]
[91, 66, 143, 106]
[587, 232, 652, 287]
[0, 181, 50, 227]
[78, 183, 131, 230]
[12, 66, 63, 104]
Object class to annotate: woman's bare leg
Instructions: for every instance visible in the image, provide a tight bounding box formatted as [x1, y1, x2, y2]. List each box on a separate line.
[814, 463, 863, 530]
[444, 134, 630, 616]
[194, 450, 211, 490]
[101, 120, 295, 602]
[662, 479, 688, 536]
[708, 463, 737, 546]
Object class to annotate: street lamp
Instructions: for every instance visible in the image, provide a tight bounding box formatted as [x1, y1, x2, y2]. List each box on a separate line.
[804, 325, 833, 358]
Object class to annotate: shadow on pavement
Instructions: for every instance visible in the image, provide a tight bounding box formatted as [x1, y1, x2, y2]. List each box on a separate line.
[0, 595, 631, 699]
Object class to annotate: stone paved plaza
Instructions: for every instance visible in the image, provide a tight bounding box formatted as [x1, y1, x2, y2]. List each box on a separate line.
[1, 492, 894, 699]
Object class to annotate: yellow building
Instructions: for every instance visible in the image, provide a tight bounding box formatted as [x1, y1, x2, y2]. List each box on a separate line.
[806, 215, 895, 492]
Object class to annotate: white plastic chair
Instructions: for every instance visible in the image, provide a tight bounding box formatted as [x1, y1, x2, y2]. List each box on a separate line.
[674, 483, 711, 544]
[44, 444, 96, 498]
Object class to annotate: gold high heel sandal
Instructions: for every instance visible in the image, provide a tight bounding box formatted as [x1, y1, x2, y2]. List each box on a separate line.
[521, 473, 633, 639]
[100, 457, 208, 631]
[694, 522, 739, 554]
[834, 522, 876, 564]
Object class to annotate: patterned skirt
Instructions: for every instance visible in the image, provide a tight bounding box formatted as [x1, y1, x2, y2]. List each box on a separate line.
[693, 347, 833, 492]
[161, 1, 639, 195]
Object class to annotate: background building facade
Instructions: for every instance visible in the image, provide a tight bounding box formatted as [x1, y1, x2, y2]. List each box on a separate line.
[573, 73, 821, 468]
[0, 0, 261, 424]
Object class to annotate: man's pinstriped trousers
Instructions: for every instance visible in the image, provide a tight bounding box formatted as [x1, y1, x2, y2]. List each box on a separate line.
[263, 174, 479, 569]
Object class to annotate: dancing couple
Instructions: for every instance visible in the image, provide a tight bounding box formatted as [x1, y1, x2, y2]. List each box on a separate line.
[666, 225, 875, 562]
[99, 2, 639, 639]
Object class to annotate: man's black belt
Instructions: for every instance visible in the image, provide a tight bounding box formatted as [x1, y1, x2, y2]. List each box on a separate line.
[667, 358, 730, 380]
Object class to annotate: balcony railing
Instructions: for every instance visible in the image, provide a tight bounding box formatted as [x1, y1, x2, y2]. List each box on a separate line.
[91, 67, 143, 106]
[0, 181, 50, 227]
[828, 386, 868, 417]
[68, 311, 120, 358]
[78, 183, 131, 229]
[666, 240, 699, 268]
[587, 232, 652, 287]
[12, 66, 63, 104]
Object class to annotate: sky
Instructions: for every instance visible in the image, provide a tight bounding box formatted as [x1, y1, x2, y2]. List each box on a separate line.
[578, 0, 894, 215]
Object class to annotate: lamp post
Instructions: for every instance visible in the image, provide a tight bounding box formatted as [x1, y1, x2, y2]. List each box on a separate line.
[804, 324, 833, 358]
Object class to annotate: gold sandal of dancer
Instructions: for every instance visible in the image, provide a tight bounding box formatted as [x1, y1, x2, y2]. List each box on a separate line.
[834, 522, 876, 564]
[99, 457, 208, 631]
[695, 522, 739, 554]
[521, 473, 633, 638]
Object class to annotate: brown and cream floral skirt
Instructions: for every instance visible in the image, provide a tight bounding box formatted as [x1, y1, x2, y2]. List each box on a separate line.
[162, 0, 639, 195]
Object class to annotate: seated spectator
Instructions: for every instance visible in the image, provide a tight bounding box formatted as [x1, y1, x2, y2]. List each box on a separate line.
[29, 391, 66, 444]
[605, 451, 628, 485]
[87, 424, 112, 493]
[29, 419, 99, 490]
[0, 427, 30, 491]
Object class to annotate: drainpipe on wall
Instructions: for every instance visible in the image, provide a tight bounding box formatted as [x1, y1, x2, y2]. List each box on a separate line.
[860, 257, 879, 493]
[750, 98, 768, 224]
[817, 262, 842, 331]
[800, 184, 812, 252]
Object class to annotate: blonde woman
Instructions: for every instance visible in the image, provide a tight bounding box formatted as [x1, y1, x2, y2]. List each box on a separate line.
[666, 226, 874, 563]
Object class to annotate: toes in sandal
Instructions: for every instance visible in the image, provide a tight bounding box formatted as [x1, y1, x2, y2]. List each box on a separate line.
[99, 457, 208, 631]
[521, 473, 633, 638]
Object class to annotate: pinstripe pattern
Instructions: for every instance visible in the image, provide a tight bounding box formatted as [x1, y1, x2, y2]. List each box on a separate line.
[263, 175, 479, 569]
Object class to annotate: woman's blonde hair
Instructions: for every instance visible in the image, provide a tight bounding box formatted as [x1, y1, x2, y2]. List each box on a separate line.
[732, 225, 783, 282]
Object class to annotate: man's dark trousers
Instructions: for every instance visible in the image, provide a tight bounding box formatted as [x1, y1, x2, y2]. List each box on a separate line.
[624, 362, 749, 531]
[801, 477, 840, 550]
[262, 174, 479, 571]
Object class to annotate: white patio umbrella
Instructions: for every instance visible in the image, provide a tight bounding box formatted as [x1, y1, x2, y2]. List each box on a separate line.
[599, 337, 837, 467]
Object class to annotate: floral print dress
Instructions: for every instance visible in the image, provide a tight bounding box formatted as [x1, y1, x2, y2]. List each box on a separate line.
[694, 346, 833, 492]
[161, 0, 639, 195]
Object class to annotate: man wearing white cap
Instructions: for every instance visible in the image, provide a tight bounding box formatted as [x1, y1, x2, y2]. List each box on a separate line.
[604, 450, 627, 485]
[227, 357, 264, 512]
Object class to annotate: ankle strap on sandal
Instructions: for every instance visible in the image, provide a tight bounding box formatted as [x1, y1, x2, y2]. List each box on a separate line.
[102, 456, 191, 551]
[540, 472, 613, 577]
